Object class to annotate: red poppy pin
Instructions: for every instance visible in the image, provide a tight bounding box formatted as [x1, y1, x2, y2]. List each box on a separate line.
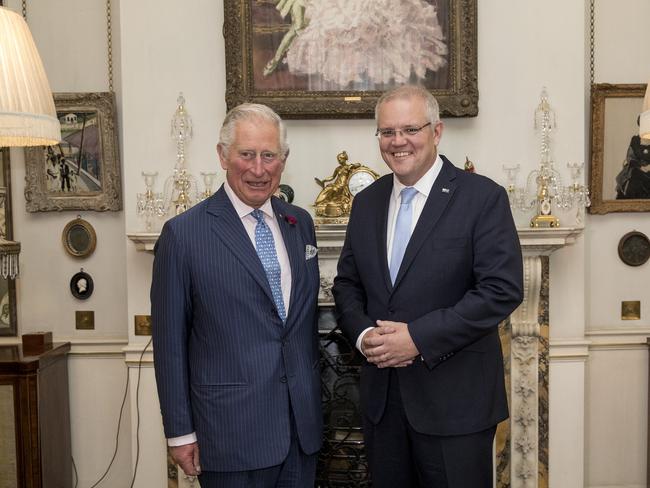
[284, 214, 297, 226]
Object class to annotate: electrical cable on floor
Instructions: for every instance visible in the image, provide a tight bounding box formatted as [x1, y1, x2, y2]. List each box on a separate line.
[73, 337, 152, 487]
[128, 337, 153, 488]
[87, 362, 130, 488]
[72, 455, 78, 488]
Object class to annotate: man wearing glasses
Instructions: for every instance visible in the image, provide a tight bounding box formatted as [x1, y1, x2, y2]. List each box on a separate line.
[333, 85, 523, 487]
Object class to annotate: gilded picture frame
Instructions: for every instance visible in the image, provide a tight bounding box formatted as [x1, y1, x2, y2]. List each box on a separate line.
[61, 217, 97, 258]
[0, 148, 18, 337]
[589, 83, 650, 214]
[223, 0, 478, 118]
[24, 92, 122, 212]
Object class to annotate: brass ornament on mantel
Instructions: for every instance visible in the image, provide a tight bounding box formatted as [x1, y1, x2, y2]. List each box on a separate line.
[313, 151, 379, 222]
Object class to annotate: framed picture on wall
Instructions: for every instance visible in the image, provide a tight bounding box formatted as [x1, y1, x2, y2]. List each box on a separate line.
[223, 0, 478, 118]
[0, 148, 18, 337]
[589, 83, 650, 214]
[24, 92, 122, 212]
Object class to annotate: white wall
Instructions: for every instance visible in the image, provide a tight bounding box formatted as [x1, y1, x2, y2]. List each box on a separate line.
[585, 1, 650, 487]
[5, 0, 128, 339]
[2, 0, 648, 485]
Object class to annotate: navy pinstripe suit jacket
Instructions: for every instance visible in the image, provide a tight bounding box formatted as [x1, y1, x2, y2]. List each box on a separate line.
[151, 186, 322, 472]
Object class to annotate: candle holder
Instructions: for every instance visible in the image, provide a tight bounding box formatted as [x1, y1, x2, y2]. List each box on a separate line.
[198, 171, 218, 201]
[160, 93, 199, 215]
[136, 171, 164, 231]
[503, 88, 590, 227]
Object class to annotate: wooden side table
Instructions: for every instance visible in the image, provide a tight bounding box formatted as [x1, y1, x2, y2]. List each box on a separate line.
[0, 342, 71, 488]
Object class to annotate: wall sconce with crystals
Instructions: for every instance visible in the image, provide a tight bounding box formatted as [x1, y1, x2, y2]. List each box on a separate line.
[503, 88, 590, 227]
[135, 94, 221, 230]
[136, 172, 165, 231]
[160, 93, 199, 216]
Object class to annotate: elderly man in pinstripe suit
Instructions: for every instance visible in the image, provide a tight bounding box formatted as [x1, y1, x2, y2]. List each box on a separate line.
[152, 103, 322, 487]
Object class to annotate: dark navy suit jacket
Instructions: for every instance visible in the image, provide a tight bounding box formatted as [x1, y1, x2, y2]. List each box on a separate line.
[333, 156, 523, 435]
[151, 186, 322, 472]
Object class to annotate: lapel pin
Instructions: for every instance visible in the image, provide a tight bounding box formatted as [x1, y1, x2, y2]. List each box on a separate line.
[442, 188, 450, 193]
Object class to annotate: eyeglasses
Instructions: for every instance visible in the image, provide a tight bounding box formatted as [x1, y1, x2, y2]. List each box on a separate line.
[375, 122, 432, 140]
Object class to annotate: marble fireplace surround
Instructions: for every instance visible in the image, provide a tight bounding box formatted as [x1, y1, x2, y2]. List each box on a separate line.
[127, 226, 581, 487]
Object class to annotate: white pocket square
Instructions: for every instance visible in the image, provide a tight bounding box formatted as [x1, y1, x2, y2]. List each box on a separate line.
[305, 245, 318, 260]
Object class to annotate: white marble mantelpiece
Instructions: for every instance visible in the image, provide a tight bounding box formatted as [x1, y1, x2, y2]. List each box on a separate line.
[126, 232, 159, 252]
[127, 226, 582, 256]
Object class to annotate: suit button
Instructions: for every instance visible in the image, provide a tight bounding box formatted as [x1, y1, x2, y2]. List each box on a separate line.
[280, 376, 287, 383]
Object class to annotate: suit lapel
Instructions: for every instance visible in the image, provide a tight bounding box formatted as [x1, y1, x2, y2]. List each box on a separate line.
[392, 157, 458, 290]
[206, 187, 275, 306]
[272, 198, 303, 322]
[374, 178, 394, 294]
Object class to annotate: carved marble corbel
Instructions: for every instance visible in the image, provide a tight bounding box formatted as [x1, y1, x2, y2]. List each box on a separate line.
[509, 255, 543, 488]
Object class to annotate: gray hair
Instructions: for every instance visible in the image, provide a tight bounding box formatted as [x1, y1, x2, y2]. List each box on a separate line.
[375, 85, 440, 126]
[219, 103, 289, 158]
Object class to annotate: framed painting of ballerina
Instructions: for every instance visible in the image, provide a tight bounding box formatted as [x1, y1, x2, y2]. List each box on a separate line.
[223, 0, 478, 118]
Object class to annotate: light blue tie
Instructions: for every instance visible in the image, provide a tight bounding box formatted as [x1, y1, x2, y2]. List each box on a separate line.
[389, 187, 418, 284]
[251, 209, 286, 322]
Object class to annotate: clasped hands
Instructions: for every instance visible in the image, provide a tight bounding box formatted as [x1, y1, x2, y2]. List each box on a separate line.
[361, 320, 419, 368]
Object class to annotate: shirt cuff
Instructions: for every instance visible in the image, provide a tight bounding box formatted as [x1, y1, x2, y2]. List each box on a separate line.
[355, 327, 374, 357]
[167, 432, 197, 447]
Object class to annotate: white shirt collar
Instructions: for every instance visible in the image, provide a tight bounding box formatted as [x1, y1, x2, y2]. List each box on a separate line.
[223, 180, 274, 219]
[391, 154, 443, 201]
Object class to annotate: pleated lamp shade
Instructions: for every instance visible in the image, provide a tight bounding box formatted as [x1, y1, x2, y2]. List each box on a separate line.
[0, 6, 60, 147]
[641, 82, 650, 141]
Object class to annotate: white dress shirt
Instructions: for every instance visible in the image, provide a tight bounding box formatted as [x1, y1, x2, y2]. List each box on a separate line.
[168, 182, 292, 447]
[223, 181, 292, 312]
[355, 155, 443, 354]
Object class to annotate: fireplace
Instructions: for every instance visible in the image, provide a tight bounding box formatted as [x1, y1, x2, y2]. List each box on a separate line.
[317, 307, 368, 487]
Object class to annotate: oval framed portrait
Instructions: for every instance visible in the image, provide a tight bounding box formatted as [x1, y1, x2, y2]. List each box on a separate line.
[618, 231, 650, 267]
[70, 270, 94, 300]
[62, 217, 97, 258]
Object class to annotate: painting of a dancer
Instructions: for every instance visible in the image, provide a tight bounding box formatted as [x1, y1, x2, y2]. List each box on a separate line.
[224, 0, 478, 117]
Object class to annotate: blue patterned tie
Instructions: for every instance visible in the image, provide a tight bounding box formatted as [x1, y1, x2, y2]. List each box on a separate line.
[251, 209, 286, 322]
[389, 187, 418, 284]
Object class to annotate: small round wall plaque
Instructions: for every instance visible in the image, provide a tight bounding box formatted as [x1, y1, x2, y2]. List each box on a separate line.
[70, 270, 94, 300]
[618, 231, 650, 267]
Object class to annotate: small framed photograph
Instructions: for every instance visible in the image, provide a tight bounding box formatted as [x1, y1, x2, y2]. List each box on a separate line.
[223, 0, 478, 118]
[589, 83, 650, 214]
[24, 92, 122, 212]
